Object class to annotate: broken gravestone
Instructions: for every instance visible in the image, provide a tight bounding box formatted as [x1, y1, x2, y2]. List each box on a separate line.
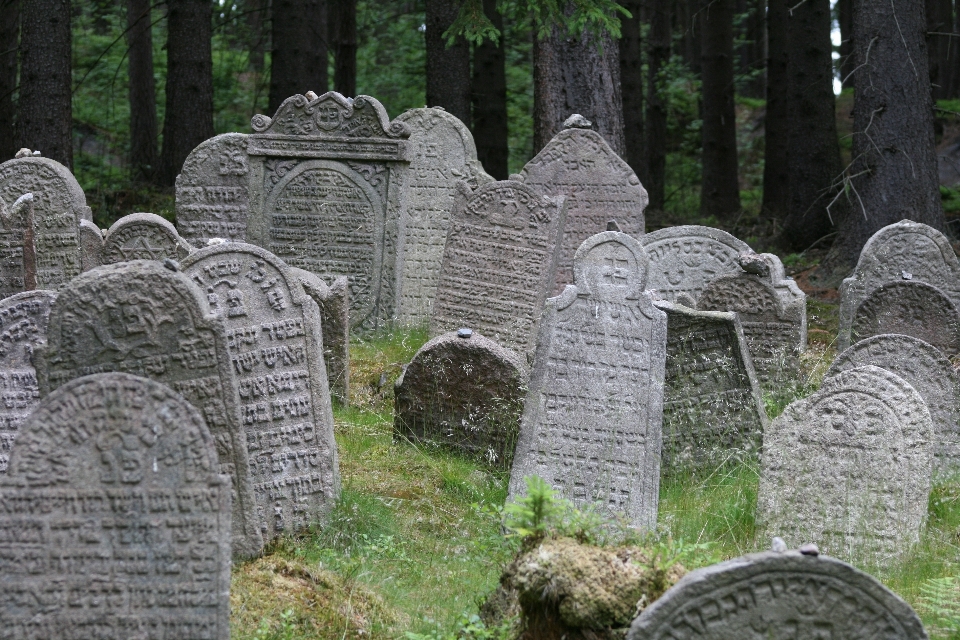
[0, 372, 231, 640]
[101, 212, 194, 265]
[0, 193, 35, 297]
[508, 231, 667, 528]
[292, 267, 350, 406]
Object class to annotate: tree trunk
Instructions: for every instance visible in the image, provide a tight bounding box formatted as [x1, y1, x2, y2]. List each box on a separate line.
[471, 0, 508, 179]
[926, 0, 953, 99]
[330, 0, 357, 96]
[699, 0, 740, 219]
[246, 0, 267, 72]
[645, 0, 671, 213]
[17, 0, 72, 167]
[736, 0, 765, 97]
[837, 0, 854, 89]
[0, 0, 18, 162]
[620, 0, 644, 178]
[159, 0, 214, 186]
[762, 0, 790, 220]
[675, 0, 701, 74]
[126, 0, 158, 183]
[269, 0, 328, 113]
[425, 0, 471, 124]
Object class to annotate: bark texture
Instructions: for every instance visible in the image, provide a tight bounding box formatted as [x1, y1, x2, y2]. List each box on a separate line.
[269, 0, 328, 113]
[471, 0, 508, 179]
[0, 0, 18, 162]
[330, 0, 357, 96]
[762, 0, 790, 220]
[620, 0, 644, 177]
[126, 0, 157, 182]
[645, 0, 671, 213]
[425, 0, 471, 125]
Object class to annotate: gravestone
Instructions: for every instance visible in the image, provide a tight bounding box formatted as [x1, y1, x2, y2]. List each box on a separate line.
[0, 290, 56, 473]
[101, 212, 194, 264]
[626, 549, 927, 639]
[34, 260, 264, 558]
[245, 92, 411, 330]
[828, 334, 960, 475]
[508, 231, 667, 528]
[517, 115, 648, 292]
[182, 242, 340, 538]
[431, 179, 567, 355]
[294, 268, 350, 405]
[0, 372, 231, 640]
[176, 132, 251, 246]
[0, 193, 34, 297]
[78, 219, 104, 271]
[849, 280, 960, 355]
[757, 365, 933, 562]
[395, 107, 493, 325]
[394, 329, 526, 467]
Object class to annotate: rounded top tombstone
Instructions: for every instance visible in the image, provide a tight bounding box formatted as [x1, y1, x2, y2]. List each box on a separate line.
[102, 211, 194, 264]
[850, 280, 960, 355]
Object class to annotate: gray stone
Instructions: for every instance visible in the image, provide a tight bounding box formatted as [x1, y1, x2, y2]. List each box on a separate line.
[394, 330, 526, 467]
[34, 260, 264, 558]
[508, 231, 667, 528]
[395, 107, 493, 326]
[850, 280, 960, 355]
[627, 550, 928, 639]
[0, 194, 34, 296]
[757, 365, 933, 563]
[431, 179, 567, 355]
[293, 268, 350, 406]
[102, 212, 194, 265]
[182, 242, 340, 538]
[78, 219, 104, 272]
[0, 372, 231, 640]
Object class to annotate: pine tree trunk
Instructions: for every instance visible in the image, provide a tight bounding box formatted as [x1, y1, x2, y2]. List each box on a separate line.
[246, 0, 267, 72]
[330, 0, 357, 96]
[127, 0, 158, 182]
[0, 0, 18, 162]
[620, 0, 645, 178]
[269, 0, 328, 113]
[675, 0, 701, 74]
[926, 0, 953, 99]
[762, 0, 790, 220]
[837, 0, 854, 89]
[470, 0, 508, 178]
[645, 0, 671, 213]
[425, 0, 471, 124]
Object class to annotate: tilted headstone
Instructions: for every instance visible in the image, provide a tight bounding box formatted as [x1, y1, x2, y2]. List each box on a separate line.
[431, 179, 567, 355]
[847, 280, 960, 355]
[627, 550, 927, 639]
[293, 267, 350, 406]
[34, 260, 264, 557]
[757, 365, 933, 562]
[78, 218, 104, 271]
[395, 107, 493, 325]
[0, 193, 34, 297]
[0, 372, 231, 640]
[182, 243, 340, 538]
[176, 132, 251, 246]
[516, 115, 648, 292]
[101, 212, 194, 265]
[508, 232, 667, 528]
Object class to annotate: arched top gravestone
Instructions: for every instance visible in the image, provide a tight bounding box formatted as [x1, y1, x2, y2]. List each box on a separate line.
[101, 212, 194, 265]
[0, 372, 230, 640]
[849, 280, 960, 355]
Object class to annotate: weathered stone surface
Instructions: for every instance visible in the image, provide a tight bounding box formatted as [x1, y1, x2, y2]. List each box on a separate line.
[293, 268, 350, 406]
[627, 550, 928, 639]
[176, 132, 251, 246]
[78, 219, 104, 272]
[757, 365, 933, 562]
[0, 194, 34, 297]
[395, 108, 493, 325]
[394, 330, 526, 467]
[0, 290, 55, 473]
[102, 212, 194, 265]
[847, 280, 960, 355]
[182, 242, 340, 538]
[431, 179, 567, 355]
[34, 260, 264, 558]
[509, 232, 666, 527]
[0, 372, 231, 640]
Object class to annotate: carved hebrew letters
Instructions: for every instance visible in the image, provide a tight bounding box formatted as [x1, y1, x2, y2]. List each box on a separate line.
[176, 133, 251, 246]
[850, 281, 960, 355]
[102, 212, 193, 265]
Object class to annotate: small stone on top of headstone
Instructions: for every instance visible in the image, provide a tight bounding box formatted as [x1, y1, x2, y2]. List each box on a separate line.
[738, 251, 770, 277]
[902, 270, 913, 280]
[563, 113, 593, 129]
[304, 90, 319, 100]
[457, 327, 473, 338]
[14, 148, 31, 158]
[606, 220, 621, 232]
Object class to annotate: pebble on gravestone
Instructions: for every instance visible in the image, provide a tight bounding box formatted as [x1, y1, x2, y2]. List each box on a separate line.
[431, 179, 567, 355]
[627, 550, 927, 639]
[101, 212, 194, 265]
[395, 107, 493, 326]
[849, 280, 960, 355]
[34, 259, 264, 558]
[293, 267, 350, 406]
[0, 372, 230, 640]
[182, 242, 340, 538]
[78, 219, 104, 271]
[757, 365, 933, 563]
[508, 231, 667, 528]
[394, 329, 527, 467]
[0, 193, 35, 297]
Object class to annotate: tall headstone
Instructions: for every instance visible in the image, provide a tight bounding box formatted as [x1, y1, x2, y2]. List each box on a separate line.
[847, 280, 960, 355]
[0, 372, 231, 640]
[34, 260, 264, 558]
[182, 243, 340, 538]
[78, 219, 104, 272]
[431, 179, 567, 355]
[0, 193, 33, 297]
[294, 268, 350, 406]
[102, 212, 194, 265]
[757, 365, 933, 562]
[508, 232, 667, 528]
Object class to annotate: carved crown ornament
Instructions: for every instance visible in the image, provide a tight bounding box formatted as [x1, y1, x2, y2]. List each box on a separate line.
[250, 91, 411, 140]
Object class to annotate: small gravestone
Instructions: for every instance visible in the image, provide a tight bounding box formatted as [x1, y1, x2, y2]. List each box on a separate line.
[0, 194, 34, 296]
[182, 242, 340, 538]
[176, 132, 251, 245]
[0, 372, 231, 640]
[395, 107, 493, 325]
[627, 549, 927, 639]
[431, 179, 567, 355]
[78, 218, 104, 271]
[101, 211, 194, 264]
[517, 115, 648, 292]
[294, 267, 350, 405]
[508, 231, 667, 528]
[34, 260, 264, 558]
[0, 290, 56, 472]
[849, 280, 960, 355]
[757, 365, 933, 563]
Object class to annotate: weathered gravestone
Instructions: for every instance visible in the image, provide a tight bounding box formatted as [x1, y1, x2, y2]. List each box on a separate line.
[395, 107, 493, 325]
[847, 280, 960, 355]
[0, 194, 35, 297]
[182, 242, 340, 538]
[78, 219, 104, 272]
[627, 549, 928, 640]
[757, 365, 933, 563]
[176, 132, 251, 246]
[516, 115, 648, 292]
[508, 231, 667, 528]
[245, 92, 411, 330]
[431, 179, 567, 355]
[101, 212, 194, 265]
[0, 372, 231, 640]
[292, 268, 350, 406]
[0, 290, 56, 473]
[34, 260, 263, 558]
[394, 329, 526, 467]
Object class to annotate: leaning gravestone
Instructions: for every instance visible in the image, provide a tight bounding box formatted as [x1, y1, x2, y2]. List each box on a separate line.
[431, 179, 567, 355]
[182, 242, 340, 538]
[516, 114, 648, 292]
[0, 290, 56, 473]
[293, 267, 350, 405]
[395, 107, 493, 326]
[757, 365, 933, 563]
[0, 193, 34, 297]
[627, 549, 928, 639]
[101, 211, 194, 265]
[34, 260, 264, 558]
[0, 372, 231, 640]
[508, 231, 667, 528]
[848, 280, 960, 355]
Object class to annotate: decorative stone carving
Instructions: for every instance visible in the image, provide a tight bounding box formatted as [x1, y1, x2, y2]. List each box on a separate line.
[848, 280, 960, 355]
[293, 268, 350, 406]
[102, 212, 194, 265]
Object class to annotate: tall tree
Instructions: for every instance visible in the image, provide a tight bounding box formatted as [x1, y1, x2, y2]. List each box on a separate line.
[675, 0, 701, 74]
[426, 0, 471, 124]
[645, 0, 671, 213]
[269, 0, 328, 112]
[0, 0, 18, 161]
[246, 0, 267, 72]
[762, 0, 790, 220]
[620, 0, 644, 178]
[735, 0, 765, 97]
[17, 0, 72, 167]
[126, 0, 157, 182]
[927, 0, 956, 99]
[837, 0, 854, 89]
[471, 0, 508, 178]
[330, 0, 357, 96]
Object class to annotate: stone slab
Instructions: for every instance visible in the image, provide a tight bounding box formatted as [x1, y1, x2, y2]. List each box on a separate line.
[0, 194, 33, 297]
[293, 268, 350, 406]
[78, 219, 103, 272]
[101, 212, 194, 264]
[849, 280, 960, 355]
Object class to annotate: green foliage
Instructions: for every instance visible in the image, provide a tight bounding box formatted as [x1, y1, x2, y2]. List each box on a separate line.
[447, 0, 630, 46]
[356, 1, 426, 118]
[941, 186, 960, 215]
[403, 613, 516, 640]
[919, 576, 960, 637]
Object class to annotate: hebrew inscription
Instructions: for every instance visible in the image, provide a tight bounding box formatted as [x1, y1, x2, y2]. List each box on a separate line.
[102, 212, 194, 265]
[850, 280, 960, 355]
[176, 133, 251, 246]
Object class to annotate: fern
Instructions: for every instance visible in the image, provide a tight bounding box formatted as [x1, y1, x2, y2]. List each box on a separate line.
[919, 576, 960, 636]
